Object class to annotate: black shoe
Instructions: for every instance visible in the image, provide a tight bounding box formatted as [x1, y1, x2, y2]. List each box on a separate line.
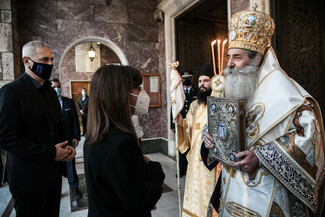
[72, 188, 82, 198]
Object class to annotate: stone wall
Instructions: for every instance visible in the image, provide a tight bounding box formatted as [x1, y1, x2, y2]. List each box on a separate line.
[1, 0, 254, 147]
[14, 0, 168, 139]
[0, 0, 20, 87]
[231, 0, 250, 16]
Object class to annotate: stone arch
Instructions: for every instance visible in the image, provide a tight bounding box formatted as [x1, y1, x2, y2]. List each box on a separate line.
[58, 36, 129, 80]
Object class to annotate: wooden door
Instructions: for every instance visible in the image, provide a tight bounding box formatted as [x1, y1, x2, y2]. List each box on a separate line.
[271, 0, 325, 119]
[70, 81, 91, 133]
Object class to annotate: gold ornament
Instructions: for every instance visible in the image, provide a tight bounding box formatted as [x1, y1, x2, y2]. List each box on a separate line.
[211, 75, 225, 97]
[228, 7, 275, 55]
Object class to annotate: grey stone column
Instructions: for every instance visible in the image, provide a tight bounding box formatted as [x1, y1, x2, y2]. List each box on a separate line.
[0, 0, 19, 87]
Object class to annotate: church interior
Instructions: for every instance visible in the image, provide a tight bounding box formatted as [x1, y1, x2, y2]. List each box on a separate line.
[0, 0, 324, 216]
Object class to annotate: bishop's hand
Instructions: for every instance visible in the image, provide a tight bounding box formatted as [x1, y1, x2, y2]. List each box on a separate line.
[232, 150, 259, 175]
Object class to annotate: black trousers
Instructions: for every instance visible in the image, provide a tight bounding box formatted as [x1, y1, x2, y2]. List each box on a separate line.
[66, 158, 79, 190]
[81, 115, 87, 134]
[0, 154, 2, 184]
[0, 151, 7, 185]
[179, 149, 189, 176]
[12, 169, 62, 217]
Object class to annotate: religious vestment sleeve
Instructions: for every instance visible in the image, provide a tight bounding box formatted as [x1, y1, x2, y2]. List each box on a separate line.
[255, 100, 325, 213]
[176, 102, 195, 154]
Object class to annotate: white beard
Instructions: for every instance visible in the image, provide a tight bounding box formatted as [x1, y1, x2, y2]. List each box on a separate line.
[223, 65, 259, 100]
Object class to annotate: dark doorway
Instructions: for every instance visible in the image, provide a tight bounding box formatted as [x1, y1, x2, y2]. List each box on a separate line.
[271, 0, 325, 119]
[175, 0, 228, 88]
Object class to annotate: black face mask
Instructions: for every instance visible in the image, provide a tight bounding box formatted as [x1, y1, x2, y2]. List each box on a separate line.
[183, 79, 192, 86]
[29, 58, 53, 80]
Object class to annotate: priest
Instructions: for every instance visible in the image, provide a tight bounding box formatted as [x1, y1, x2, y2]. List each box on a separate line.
[175, 64, 218, 217]
[202, 8, 325, 217]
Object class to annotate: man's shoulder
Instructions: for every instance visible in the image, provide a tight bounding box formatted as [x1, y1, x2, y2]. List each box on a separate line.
[1, 74, 28, 92]
[62, 97, 77, 109]
[62, 96, 74, 102]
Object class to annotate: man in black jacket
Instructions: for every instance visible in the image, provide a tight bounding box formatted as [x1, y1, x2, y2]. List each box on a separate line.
[78, 88, 88, 136]
[0, 40, 76, 217]
[50, 78, 82, 198]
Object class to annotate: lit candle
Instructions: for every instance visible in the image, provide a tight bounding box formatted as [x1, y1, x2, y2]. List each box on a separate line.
[220, 39, 227, 75]
[217, 39, 221, 74]
[211, 40, 217, 75]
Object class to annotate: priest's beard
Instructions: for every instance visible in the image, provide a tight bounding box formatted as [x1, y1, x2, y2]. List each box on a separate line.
[197, 87, 212, 105]
[223, 64, 260, 100]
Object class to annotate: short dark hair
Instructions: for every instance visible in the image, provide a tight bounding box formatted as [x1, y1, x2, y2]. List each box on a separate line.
[49, 78, 60, 83]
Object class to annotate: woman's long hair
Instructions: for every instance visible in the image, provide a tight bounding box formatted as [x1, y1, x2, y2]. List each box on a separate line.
[85, 65, 142, 145]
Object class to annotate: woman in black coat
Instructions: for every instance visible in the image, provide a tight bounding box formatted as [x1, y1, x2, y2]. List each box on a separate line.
[84, 65, 165, 217]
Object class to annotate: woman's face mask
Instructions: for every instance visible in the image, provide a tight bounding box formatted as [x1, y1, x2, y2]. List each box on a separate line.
[129, 89, 150, 115]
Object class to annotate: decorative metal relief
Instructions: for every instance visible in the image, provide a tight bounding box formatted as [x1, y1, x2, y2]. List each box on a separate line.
[207, 97, 246, 169]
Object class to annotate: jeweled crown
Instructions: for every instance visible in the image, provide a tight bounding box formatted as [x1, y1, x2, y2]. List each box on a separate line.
[228, 8, 275, 55]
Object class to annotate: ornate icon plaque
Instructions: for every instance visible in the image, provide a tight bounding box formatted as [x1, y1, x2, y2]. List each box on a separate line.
[207, 97, 246, 169]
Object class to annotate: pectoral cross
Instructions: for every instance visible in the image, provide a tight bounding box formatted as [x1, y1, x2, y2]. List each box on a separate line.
[252, 3, 258, 10]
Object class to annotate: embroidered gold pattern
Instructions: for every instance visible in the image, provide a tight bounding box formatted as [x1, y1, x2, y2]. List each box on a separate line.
[276, 136, 317, 179]
[269, 202, 285, 217]
[246, 103, 265, 139]
[228, 9, 275, 55]
[225, 201, 262, 217]
[252, 139, 266, 149]
[241, 169, 271, 187]
[288, 191, 309, 216]
[183, 208, 199, 217]
[256, 141, 316, 211]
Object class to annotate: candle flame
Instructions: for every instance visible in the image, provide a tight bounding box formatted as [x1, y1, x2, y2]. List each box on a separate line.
[218, 39, 221, 44]
[211, 40, 216, 45]
[222, 39, 227, 45]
